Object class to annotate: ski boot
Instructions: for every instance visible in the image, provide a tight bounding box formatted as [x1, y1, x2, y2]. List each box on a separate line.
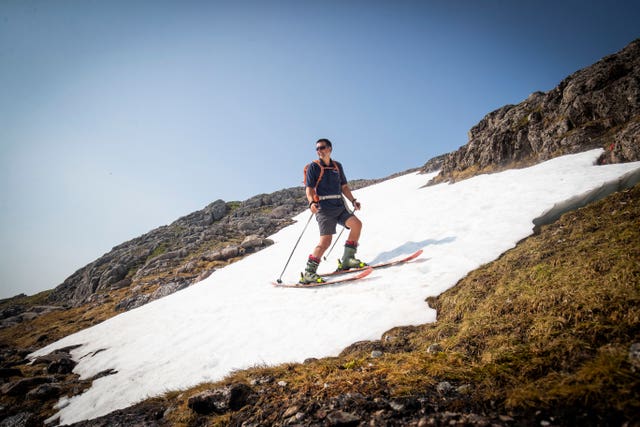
[337, 241, 367, 271]
[299, 255, 325, 284]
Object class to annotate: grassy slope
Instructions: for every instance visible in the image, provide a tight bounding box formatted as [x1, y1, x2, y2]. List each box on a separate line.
[164, 184, 640, 425]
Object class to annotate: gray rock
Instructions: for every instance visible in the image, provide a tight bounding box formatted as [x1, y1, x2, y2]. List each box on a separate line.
[0, 304, 26, 320]
[426, 39, 640, 185]
[115, 294, 150, 312]
[370, 350, 383, 358]
[427, 343, 442, 353]
[1, 377, 54, 396]
[201, 250, 224, 262]
[325, 410, 360, 426]
[47, 356, 76, 374]
[240, 235, 265, 249]
[60, 400, 166, 427]
[188, 383, 256, 415]
[221, 245, 241, 259]
[0, 412, 37, 427]
[26, 383, 62, 400]
[110, 277, 132, 290]
[150, 282, 189, 300]
[99, 264, 128, 288]
[436, 381, 453, 394]
[205, 199, 228, 222]
[195, 269, 215, 282]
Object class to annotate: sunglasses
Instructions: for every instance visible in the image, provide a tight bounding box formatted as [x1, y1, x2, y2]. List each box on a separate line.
[316, 145, 329, 151]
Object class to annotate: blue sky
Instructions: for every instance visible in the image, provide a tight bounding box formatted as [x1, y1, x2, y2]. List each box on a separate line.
[1, 0, 639, 298]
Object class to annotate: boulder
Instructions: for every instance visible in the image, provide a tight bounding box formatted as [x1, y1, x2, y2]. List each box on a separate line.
[0, 412, 38, 427]
[221, 246, 241, 259]
[46, 356, 76, 374]
[26, 383, 62, 400]
[188, 383, 256, 415]
[1, 377, 55, 396]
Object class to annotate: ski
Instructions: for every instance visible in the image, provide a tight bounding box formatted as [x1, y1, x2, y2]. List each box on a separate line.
[320, 249, 424, 277]
[272, 266, 373, 288]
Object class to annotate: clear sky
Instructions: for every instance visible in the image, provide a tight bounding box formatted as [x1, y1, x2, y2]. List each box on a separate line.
[1, 0, 639, 299]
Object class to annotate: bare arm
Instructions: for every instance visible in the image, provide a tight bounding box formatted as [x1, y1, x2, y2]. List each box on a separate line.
[342, 184, 361, 210]
[306, 187, 320, 213]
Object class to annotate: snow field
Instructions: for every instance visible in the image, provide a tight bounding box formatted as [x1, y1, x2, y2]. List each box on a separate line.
[31, 150, 640, 424]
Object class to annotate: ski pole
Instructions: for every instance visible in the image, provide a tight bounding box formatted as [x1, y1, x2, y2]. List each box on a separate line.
[323, 226, 344, 261]
[276, 212, 314, 283]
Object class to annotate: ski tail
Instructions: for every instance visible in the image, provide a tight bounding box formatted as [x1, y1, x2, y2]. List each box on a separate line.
[273, 267, 372, 288]
[320, 249, 423, 278]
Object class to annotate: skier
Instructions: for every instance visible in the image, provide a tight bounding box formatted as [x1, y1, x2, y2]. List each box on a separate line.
[300, 138, 367, 284]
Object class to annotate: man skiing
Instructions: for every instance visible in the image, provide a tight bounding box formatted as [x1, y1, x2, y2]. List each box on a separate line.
[300, 138, 367, 284]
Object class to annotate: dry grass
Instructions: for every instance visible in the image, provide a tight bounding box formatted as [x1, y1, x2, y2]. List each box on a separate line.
[414, 184, 640, 414]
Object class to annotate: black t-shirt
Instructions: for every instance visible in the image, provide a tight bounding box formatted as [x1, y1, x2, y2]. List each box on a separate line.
[305, 159, 348, 208]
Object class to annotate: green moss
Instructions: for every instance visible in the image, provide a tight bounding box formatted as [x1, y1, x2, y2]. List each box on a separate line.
[227, 201, 242, 211]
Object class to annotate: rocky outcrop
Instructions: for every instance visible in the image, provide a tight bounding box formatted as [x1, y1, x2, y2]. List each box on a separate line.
[419, 153, 448, 174]
[188, 383, 257, 415]
[43, 177, 386, 311]
[0, 305, 64, 330]
[44, 191, 306, 309]
[426, 38, 640, 184]
[63, 400, 168, 427]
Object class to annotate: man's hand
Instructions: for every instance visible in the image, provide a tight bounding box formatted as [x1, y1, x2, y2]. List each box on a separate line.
[310, 202, 320, 214]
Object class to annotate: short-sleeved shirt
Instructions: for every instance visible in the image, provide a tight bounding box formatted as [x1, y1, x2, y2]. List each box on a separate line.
[305, 159, 348, 209]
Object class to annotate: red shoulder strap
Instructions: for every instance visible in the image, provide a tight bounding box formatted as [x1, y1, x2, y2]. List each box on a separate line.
[312, 160, 324, 191]
[304, 159, 338, 191]
[303, 159, 322, 187]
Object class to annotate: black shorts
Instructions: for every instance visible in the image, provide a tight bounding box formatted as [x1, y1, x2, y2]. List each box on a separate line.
[316, 205, 354, 236]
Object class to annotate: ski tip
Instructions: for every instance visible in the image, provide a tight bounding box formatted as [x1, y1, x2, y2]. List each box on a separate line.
[356, 266, 374, 279]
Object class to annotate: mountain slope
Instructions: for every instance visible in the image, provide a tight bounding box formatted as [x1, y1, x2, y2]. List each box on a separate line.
[29, 150, 640, 425]
[20, 39, 638, 318]
[161, 181, 639, 427]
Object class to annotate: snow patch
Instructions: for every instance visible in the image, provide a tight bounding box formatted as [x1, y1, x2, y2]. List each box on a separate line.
[30, 150, 640, 424]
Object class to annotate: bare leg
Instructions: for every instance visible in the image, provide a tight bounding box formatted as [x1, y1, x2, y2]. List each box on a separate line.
[312, 235, 333, 259]
[345, 216, 362, 243]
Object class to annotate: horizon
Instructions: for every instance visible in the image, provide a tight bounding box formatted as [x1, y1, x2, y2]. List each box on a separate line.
[2, 1, 640, 298]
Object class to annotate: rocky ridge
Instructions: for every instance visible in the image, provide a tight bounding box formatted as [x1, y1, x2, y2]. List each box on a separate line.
[44, 192, 299, 310]
[425, 38, 640, 184]
[9, 179, 379, 319]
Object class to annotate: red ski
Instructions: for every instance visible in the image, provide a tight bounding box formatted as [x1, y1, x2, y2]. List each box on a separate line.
[320, 249, 424, 278]
[272, 267, 373, 288]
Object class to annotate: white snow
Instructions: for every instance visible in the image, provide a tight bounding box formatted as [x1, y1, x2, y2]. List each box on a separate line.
[31, 150, 640, 425]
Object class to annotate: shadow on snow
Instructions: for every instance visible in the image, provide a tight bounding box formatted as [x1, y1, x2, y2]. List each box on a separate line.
[368, 237, 455, 265]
